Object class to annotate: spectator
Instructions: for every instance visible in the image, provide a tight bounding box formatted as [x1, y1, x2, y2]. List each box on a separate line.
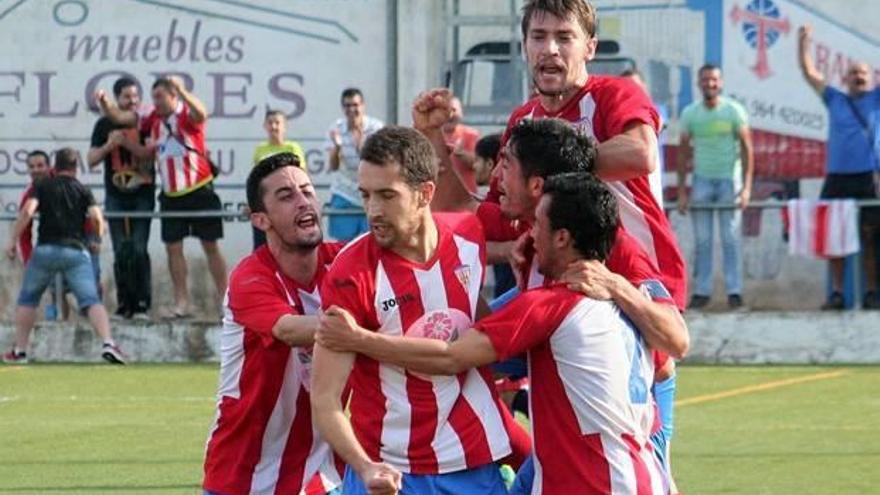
[3, 148, 126, 365]
[442, 96, 481, 198]
[16, 150, 51, 264]
[677, 64, 754, 310]
[474, 134, 501, 199]
[97, 77, 228, 318]
[252, 109, 307, 166]
[250, 109, 307, 250]
[87, 76, 155, 320]
[325, 87, 383, 241]
[799, 24, 880, 310]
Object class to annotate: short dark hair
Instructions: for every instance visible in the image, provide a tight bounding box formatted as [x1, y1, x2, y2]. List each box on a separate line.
[360, 126, 437, 188]
[509, 118, 597, 179]
[264, 108, 286, 121]
[522, 0, 597, 39]
[246, 152, 302, 213]
[54, 148, 80, 172]
[26, 150, 50, 165]
[151, 77, 175, 93]
[112, 77, 138, 98]
[340, 87, 363, 104]
[475, 134, 502, 162]
[543, 173, 618, 261]
[699, 63, 721, 76]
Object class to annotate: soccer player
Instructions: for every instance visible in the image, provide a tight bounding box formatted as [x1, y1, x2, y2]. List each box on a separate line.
[201, 152, 341, 495]
[429, 0, 687, 304]
[414, 92, 689, 358]
[318, 173, 670, 494]
[310, 127, 520, 495]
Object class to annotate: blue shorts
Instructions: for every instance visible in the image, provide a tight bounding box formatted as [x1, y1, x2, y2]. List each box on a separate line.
[327, 194, 368, 242]
[509, 456, 534, 495]
[342, 463, 507, 495]
[17, 244, 101, 310]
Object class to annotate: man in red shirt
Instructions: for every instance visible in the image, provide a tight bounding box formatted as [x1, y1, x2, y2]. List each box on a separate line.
[317, 174, 670, 494]
[97, 77, 228, 317]
[311, 127, 522, 495]
[202, 152, 342, 495]
[16, 151, 52, 264]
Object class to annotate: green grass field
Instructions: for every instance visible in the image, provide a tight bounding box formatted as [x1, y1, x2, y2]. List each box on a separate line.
[1, 364, 877, 494]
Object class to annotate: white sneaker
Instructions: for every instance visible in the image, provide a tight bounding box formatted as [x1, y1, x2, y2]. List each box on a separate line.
[101, 344, 127, 365]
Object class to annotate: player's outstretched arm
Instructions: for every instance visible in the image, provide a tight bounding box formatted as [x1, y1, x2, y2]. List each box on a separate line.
[317, 306, 498, 375]
[561, 260, 690, 359]
[310, 344, 401, 495]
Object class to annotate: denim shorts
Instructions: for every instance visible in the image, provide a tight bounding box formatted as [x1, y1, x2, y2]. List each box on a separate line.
[17, 244, 101, 309]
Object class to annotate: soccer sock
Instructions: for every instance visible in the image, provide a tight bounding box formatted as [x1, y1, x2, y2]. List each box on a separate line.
[653, 373, 677, 440]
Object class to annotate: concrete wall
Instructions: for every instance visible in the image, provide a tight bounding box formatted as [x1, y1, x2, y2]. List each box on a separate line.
[2, 310, 878, 364]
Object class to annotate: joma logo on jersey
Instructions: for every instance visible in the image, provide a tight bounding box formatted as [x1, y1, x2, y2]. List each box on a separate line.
[380, 294, 414, 312]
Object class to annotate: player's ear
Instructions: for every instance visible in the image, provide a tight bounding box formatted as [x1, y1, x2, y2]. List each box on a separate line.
[418, 181, 435, 208]
[528, 175, 544, 200]
[555, 227, 572, 250]
[251, 211, 270, 233]
[584, 36, 598, 63]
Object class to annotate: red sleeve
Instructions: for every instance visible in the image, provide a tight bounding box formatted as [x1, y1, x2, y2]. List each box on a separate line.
[475, 202, 525, 242]
[594, 77, 660, 140]
[475, 287, 580, 360]
[179, 104, 205, 134]
[607, 229, 676, 307]
[227, 265, 300, 346]
[606, 229, 659, 285]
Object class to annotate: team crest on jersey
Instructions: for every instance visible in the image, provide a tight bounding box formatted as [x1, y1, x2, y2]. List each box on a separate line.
[454, 264, 471, 290]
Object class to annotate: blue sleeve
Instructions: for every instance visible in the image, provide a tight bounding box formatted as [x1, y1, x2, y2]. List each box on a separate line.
[822, 85, 843, 106]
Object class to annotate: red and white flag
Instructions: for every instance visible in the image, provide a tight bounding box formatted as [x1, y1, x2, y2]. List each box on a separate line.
[784, 199, 860, 259]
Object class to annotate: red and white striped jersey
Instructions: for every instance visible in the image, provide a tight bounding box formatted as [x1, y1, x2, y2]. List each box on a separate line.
[141, 101, 213, 196]
[320, 213, 514, 474]
[203, 243, 344, 495]
[476, 286, 668, 494]
[495, 75, 687, 309]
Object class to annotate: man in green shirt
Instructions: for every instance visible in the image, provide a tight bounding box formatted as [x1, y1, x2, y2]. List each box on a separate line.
[252, 109, 307, 249]
[677, 64, 754, 310]
[253, 109, 307, 167]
